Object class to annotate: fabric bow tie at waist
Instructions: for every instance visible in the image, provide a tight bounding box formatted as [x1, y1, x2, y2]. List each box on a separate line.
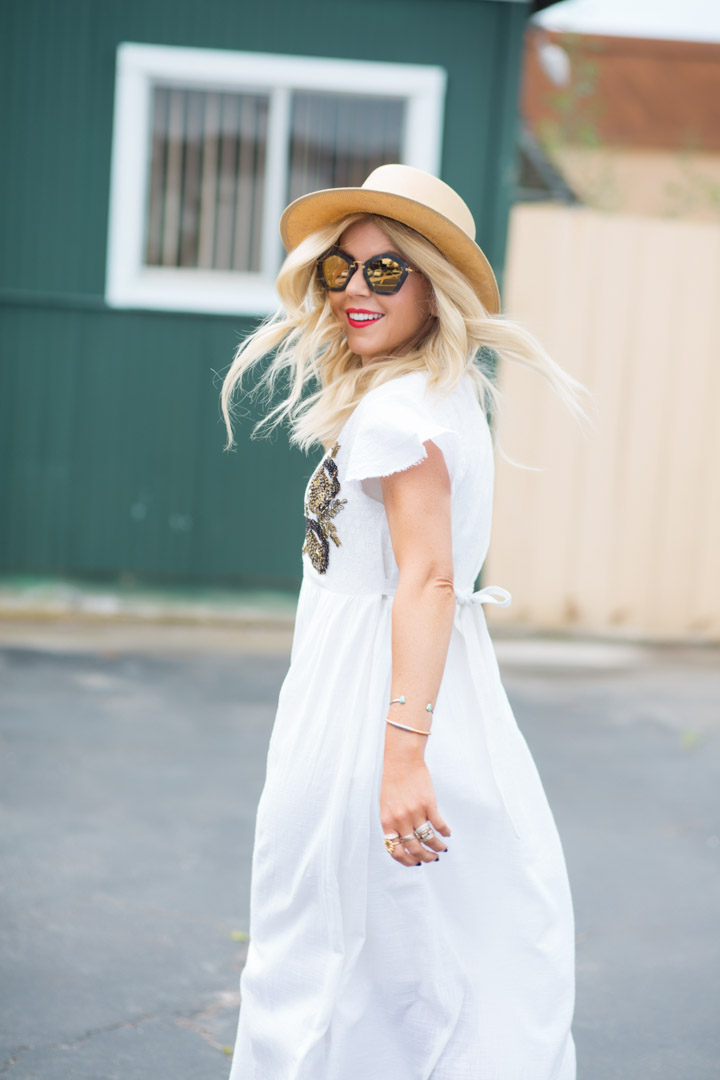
[452, 583, 511, 635]
[455, 585, 511, 608]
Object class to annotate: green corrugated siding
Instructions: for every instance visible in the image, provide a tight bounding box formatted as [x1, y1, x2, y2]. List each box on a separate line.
[0, 0, 529, 586]
[0, 300, 307, 585]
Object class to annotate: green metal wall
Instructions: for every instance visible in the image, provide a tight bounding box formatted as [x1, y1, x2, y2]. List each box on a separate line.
[0, 0, 529, 587]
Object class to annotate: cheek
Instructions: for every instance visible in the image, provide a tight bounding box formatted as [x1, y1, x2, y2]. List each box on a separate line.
[327, 293, 344, 322]
[412, 279, 435, 317]
[394, 285, 432, 330]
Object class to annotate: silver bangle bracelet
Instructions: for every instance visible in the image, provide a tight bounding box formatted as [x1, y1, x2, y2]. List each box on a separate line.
[385, 717, 431, 737]
[389, 696, 434, 713]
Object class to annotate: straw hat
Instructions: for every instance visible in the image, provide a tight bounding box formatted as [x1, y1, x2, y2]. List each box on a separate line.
[279, 164, 501, 315]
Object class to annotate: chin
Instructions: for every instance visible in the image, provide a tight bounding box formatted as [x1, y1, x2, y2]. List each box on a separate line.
[347, 338, 385, 359]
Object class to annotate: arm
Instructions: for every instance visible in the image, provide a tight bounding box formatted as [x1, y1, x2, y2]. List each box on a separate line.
[379, 440, 454, 867]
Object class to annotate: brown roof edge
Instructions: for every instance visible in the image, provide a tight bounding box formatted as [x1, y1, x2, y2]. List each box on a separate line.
[523, 26, 720, 152]
[527, 25, 720, 63]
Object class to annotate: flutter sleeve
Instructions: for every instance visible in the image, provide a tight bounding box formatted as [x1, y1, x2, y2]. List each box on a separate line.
[343, 374, 461, 493]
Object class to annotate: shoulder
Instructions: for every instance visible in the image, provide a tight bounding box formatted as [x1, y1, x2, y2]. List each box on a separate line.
[349, 370, 427, 418]
[352, 369, 477, 425]
[343, 370, 474, 486]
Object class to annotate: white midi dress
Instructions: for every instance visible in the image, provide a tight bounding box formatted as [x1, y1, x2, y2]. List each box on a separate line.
[228, 370, 576, 1080]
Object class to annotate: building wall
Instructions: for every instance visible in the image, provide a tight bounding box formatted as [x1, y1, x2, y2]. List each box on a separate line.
[0, 0, 529, 586]
[546, 146, 720, 222]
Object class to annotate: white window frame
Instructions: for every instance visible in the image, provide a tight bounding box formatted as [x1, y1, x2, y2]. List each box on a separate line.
[106, 44, 447, 317]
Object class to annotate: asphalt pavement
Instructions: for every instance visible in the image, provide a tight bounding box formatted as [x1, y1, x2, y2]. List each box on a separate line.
[1, 622, 719, 1080]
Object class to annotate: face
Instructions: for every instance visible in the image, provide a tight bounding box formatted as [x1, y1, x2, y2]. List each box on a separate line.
[325, 220, 436, 365]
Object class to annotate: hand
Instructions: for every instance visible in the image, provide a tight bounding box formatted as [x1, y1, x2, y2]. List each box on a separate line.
[380, 755, 451, 867]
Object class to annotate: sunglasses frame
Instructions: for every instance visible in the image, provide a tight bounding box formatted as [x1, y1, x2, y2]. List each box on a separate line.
[316, 247, 417, 295]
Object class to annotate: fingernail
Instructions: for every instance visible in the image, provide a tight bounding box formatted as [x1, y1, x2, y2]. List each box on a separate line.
[434, 858, 440, 862]
[443, 848, 449, 853]
[416, 862, 422, 866]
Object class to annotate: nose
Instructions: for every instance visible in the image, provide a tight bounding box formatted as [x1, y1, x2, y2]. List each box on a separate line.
[344, 262, 371, 298]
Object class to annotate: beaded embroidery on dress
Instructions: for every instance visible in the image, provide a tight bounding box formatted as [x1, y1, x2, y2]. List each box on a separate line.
[228, 370, 576, 1080]
[302, 442, 347, 574]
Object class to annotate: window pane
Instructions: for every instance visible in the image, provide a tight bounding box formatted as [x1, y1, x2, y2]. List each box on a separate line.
[288, 93, 405, 204]
[145, 85, 269, 272]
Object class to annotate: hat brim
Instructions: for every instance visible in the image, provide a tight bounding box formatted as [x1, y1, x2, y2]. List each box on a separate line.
[280, 187, 501, 315]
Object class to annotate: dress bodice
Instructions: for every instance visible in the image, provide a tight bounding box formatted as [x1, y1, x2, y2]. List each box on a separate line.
[301, 371, 495, 597]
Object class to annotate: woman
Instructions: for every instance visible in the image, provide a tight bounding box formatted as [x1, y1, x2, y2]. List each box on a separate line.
[221, 165, 586, 1080]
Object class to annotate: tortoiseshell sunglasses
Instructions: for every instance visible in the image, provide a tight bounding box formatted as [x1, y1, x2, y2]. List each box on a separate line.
[316, 247, 417, 295]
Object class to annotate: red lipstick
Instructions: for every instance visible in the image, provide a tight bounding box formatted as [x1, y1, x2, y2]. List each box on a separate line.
[346, 308, 384, 329]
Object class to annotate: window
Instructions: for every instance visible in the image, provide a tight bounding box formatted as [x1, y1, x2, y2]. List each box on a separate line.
[106, 45, 446, 316]
[145, 87, 269, 275]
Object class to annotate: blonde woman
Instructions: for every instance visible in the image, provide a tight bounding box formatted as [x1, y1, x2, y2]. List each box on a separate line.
[222, 165, 584, 1080]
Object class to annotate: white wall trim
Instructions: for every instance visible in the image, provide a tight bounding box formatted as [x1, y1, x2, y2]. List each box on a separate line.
[106, 44, 447, 317]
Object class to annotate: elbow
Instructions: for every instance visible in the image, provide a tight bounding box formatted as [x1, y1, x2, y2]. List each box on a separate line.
[398, 565, 455, 603]
[428, 573, 456, 605]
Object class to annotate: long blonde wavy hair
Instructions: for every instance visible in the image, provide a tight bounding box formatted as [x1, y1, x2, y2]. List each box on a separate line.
[220, 213, 588, 453]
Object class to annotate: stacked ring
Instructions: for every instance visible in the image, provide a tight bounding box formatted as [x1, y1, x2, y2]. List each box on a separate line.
[385, 825, 436, 853]
[384, 833, 401, 854]
[414, 822, 436, 843]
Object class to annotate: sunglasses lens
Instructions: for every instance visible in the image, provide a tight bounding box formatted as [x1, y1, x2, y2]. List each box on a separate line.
[365, 257, 406, 294]
[319, 252, 353, 289]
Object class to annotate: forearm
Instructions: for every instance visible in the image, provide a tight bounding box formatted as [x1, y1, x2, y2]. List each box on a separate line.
[385, 574, 456, 762]
[378, 444, 455, 862]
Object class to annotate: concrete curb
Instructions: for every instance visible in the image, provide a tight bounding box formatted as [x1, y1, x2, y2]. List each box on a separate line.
[0, 580, 298, 630]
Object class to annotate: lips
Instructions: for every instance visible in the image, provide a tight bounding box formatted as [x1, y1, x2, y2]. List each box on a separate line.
[346, 309, 384, 329]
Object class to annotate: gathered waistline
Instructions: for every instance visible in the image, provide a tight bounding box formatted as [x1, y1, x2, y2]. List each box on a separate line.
[385, 583, 511, 608]
[304, 573, 511, 608]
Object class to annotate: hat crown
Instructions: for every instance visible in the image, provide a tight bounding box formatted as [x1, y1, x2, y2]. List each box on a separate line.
[361, 164, 476, 243]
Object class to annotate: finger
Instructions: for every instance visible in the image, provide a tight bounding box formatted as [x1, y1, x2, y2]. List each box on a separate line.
[419, 830, 447, 854]
[398, 820, 438, 864]
[393, 839, 420, 867]
[407, 830, 441, 861]
[414, 810, 450, 853]
[408, 839, 437, 863]
[382, 822, 418, 867]
[427, 806, 451, 839]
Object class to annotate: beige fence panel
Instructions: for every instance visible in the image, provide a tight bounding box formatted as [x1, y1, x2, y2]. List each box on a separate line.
[484, 204, 720, 641]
